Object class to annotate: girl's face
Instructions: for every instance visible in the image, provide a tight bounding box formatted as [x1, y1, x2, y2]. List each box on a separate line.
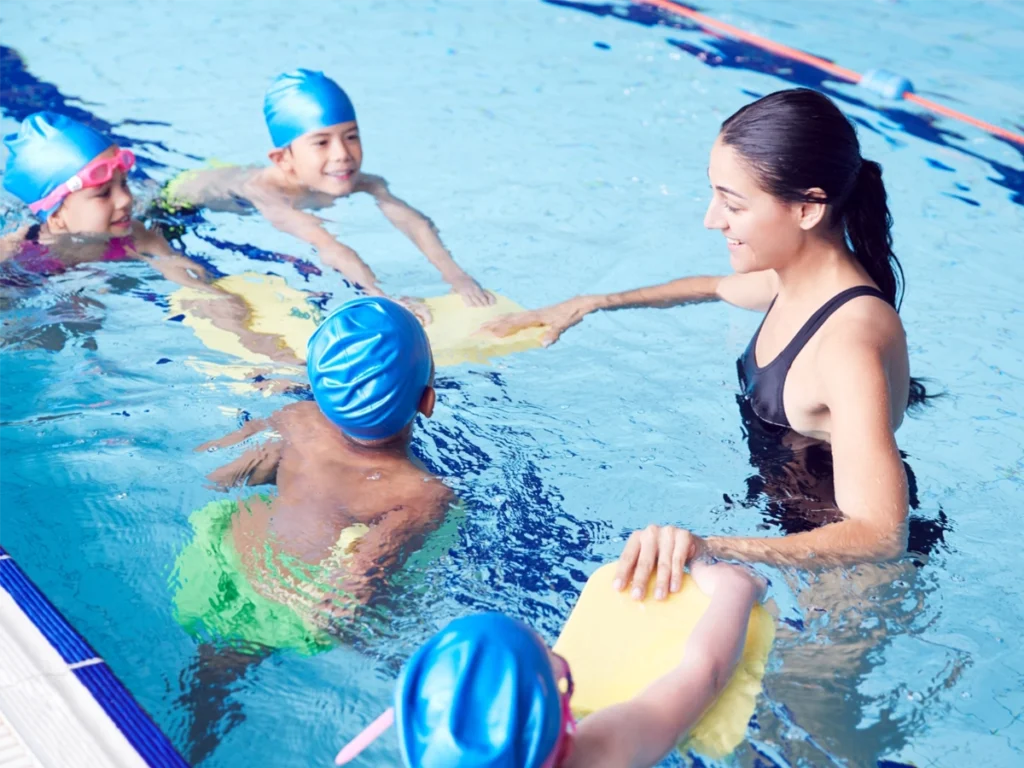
[47, 146, 134, 236]
[703, 138, 810, 274]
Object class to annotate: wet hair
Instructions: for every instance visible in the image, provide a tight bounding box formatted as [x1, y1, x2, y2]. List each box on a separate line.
[720, 88, 905, 311]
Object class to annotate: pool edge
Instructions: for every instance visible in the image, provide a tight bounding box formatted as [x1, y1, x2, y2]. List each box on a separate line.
[0, 545, 189, 768]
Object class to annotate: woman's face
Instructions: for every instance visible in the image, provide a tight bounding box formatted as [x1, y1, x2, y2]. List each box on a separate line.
[46, 146, 134, 236]
[703, 138, 807, 274]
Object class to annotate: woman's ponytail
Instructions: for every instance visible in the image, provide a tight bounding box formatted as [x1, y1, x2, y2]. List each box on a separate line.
[844, 159, 905, 310]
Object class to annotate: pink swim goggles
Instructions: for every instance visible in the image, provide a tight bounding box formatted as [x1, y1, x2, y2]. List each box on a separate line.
[335, 652, 577, 767]
[29, 148, 136, 214]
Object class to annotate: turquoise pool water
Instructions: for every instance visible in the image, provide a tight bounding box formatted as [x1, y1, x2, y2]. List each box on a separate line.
[2, 1, 1022, 766]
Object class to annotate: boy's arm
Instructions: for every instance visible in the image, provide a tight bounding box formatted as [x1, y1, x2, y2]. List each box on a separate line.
[195, 417, 283, 490]
[251, 199, 384, 295]
[361, 175, 494, 307]
[567, 562, 761, 768]
[336, 483, 453, 602]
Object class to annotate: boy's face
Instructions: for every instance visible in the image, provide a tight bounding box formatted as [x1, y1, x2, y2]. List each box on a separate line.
[282, 121, 363, 196]
[47, 146, 134, 236]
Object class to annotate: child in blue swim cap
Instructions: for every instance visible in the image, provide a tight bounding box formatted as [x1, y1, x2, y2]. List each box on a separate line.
[177, 296, 454, 647]
[336, 560, 764, 768]
[172, 296, 458, 759]
[162, 69, 493, 321]
[1, 111, 214, 288]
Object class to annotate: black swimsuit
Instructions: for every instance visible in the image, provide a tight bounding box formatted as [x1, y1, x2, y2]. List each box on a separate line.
[737, 286, 888, 429]
[733, 286, 947, 562]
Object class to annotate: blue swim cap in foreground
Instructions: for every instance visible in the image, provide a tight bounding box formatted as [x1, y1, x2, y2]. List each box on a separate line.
[3, 112, 113, 220]
[395, 613, 562, 768]
[264, 69, 357, 148]
[307, 297, 431, 441]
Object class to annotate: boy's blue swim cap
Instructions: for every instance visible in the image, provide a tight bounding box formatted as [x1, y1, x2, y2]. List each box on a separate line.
[263, 69, 357, 148]
[395, 613, 563, 768]
[307, 297, 431, 441]
[3, 112, 113, 220]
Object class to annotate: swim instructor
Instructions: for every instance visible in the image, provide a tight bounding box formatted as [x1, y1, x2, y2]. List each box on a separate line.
[485, 88, 923, 588]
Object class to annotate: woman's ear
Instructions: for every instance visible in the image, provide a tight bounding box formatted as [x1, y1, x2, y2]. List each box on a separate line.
[796, 188, 829, 231]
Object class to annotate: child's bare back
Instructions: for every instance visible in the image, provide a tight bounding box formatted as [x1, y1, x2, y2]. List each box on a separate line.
[203, 401, 450, 575]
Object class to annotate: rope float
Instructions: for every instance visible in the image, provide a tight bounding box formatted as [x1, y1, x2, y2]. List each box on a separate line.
[634, 0, 1024, 146]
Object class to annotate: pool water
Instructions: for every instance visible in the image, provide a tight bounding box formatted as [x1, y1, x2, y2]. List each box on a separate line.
[2, 1, 1023, 766]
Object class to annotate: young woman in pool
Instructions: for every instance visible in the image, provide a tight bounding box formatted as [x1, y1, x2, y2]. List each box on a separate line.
[484, 88, 919, 579]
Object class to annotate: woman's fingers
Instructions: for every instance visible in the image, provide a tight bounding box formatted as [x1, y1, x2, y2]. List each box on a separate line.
[653, 525, 677, 600]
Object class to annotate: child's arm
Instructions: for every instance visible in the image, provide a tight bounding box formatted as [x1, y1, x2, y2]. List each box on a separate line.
[252, 200, 383, 293]
[130, 222, 217, 291]
[196, 416, 283, 490]
[335, 483, 453, 602]
[248, 200, 433, 324]
[566, 562, 763, 768]
[133, 224, 304, 366]
[0, 225, 32, 262]
[360, 175, 494, 307]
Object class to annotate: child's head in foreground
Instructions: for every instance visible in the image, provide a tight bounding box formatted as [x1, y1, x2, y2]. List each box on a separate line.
[337, 612, 575, 768]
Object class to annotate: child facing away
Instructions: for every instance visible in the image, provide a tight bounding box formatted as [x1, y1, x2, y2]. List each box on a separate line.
[174, 296, 455, 655]
[336, 559, 763, 768]
[162, 69, 493, 322]
[1, 112, 297, 361]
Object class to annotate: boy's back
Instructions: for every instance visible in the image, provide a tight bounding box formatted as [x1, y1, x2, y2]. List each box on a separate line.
[221, 401, 451, 600]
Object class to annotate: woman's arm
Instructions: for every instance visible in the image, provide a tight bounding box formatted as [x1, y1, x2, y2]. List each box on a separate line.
[480, 270, 778, 346]
[567, 562, 762, 768]
[615, 337, 909, 589]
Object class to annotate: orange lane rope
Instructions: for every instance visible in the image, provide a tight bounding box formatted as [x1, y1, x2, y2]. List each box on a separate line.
[635, 0, 1024, 146]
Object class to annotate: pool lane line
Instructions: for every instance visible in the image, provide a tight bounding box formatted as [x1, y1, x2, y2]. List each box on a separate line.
[634, 0, 1024, 146]
[0, 545, 189, 768]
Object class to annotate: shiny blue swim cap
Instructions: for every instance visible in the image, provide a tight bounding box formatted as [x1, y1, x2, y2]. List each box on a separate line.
[263, 69, 357, 148]
[307, 297, 431, 441]
[395, 613, 562, 768]
[2, 112, 113, 220]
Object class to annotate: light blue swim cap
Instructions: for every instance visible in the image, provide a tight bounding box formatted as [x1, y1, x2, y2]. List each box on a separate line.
[263, 69, 357, 148]
[3, 112, 113, 220]
[307, 297, 431, 441]
[395, 613, 563, 768]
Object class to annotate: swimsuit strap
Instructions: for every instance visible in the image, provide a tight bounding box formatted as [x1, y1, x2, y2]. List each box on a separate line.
[738, 285, 889, 428]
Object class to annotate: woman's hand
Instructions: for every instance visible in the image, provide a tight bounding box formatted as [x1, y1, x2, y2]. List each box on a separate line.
[613, 525, 707, 601]
[478, 295, 595, 346]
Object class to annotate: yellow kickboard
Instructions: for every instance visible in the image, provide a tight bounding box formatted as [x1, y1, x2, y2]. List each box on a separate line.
[422, 293, 545, 367]
[553, 563, 775, 759]
[170, 274, 543, 370]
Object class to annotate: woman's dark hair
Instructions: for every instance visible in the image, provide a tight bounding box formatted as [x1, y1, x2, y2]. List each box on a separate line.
[722, 88, 939, 409]
[720, 88, 905, 310]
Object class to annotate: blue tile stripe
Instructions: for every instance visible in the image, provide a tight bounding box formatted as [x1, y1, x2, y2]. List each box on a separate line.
[75, 664, 190, 768]
[0, 546, 188, 767]
[0, 553, 95, 664]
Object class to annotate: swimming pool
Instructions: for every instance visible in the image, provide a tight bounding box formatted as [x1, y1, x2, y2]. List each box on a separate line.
[2, 0, 1022, 765]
